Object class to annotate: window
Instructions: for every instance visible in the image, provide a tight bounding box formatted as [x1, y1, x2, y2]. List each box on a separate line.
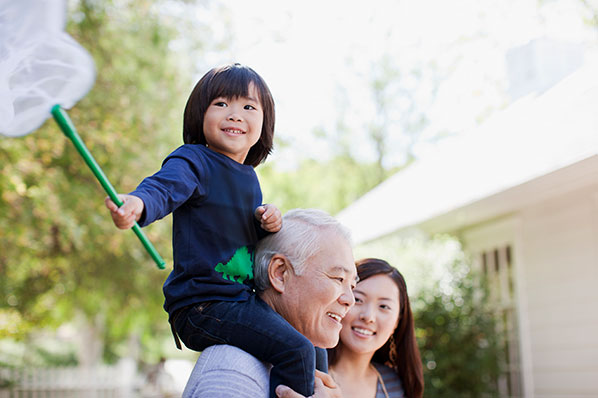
[479, 245, 523, 398]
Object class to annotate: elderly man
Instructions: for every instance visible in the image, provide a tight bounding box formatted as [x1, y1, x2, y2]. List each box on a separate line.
[183, 208, 357, 398]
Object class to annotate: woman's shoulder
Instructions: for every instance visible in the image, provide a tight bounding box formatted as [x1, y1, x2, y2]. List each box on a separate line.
[372, 362, 398, 381]
[372, 362, 405, 398]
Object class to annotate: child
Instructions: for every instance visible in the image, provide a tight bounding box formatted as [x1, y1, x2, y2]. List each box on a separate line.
[105, 63, 320, 398]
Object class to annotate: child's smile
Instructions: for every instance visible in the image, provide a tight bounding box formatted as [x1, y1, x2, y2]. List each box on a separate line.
[222, 128, 245, 135]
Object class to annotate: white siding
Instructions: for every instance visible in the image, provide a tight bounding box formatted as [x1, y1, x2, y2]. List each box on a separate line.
[519, 186, 598, 397]
[460, 184, 598, 397]
[462, 186, 598, 398]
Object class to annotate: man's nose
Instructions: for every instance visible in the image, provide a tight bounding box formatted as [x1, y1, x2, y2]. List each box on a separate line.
[339, 285, 355, 307]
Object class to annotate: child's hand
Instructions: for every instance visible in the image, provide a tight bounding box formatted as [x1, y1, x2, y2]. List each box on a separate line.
[255, 204, 282, 232]
[104, 194, 144, 229]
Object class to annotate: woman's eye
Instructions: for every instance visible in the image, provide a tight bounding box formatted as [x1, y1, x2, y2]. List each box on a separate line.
[380, 304, 391, 310]
[355, 297, 363, 303]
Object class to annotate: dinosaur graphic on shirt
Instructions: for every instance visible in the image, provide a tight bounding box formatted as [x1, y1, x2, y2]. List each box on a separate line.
[215, 246, 254, 284]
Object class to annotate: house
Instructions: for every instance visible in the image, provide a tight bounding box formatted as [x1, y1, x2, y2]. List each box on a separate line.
[337, 44, 598, 397]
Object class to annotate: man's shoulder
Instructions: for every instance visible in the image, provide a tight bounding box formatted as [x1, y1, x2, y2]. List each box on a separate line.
[183, 345, 271, 398]
[199, 345, 270, 373]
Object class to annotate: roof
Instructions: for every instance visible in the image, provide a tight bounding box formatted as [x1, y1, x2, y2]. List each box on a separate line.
[337, 53, 598, 245]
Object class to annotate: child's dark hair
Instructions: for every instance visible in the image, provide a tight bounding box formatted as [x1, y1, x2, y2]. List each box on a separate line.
[183, 63, 275, 167]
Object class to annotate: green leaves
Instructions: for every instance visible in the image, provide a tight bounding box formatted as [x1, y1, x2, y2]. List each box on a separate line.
[258, 154, 397, 216]
[415, 263, 501, 397]
[0, 0, 188, 362]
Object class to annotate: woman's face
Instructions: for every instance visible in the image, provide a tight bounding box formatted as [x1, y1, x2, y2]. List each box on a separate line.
[339, 273, 400, 356]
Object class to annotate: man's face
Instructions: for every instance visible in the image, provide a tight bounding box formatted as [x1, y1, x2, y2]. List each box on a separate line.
[280, 230, 357, 348]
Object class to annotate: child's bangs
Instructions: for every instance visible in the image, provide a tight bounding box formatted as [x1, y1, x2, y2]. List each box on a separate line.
[209, 68, 262, 103]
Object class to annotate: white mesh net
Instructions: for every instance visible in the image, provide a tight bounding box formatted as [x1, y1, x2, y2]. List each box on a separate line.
[0, 0, 95, 137]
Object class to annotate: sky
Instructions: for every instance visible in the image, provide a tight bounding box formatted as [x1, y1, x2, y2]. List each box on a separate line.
[168, 0, 596, 168]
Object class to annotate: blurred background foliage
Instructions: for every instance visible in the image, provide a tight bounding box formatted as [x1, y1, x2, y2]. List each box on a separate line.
[0, 0, 190, 366]
[0, 0, 532, 395]
[415, 259, 501, 397]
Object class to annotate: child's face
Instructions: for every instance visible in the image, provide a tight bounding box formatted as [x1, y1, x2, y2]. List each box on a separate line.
[202, 82, 263, 164]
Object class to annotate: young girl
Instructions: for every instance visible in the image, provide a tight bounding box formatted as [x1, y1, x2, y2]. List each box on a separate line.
[105, 63, 319, 398]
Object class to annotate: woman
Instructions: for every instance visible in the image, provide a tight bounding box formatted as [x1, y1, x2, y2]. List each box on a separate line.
[328, 258, 424, 398]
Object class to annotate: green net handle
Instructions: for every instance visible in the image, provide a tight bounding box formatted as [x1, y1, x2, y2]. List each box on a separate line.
[51, 105, 165, 269]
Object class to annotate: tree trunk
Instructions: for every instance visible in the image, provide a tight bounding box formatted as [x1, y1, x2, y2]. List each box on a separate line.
[75, 310, 105, 367]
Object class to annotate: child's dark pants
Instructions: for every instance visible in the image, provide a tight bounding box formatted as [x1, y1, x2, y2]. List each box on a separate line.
[173, 294, 326, 398]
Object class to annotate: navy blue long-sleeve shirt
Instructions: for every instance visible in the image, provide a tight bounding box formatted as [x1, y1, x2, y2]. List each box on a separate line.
[130, 144, 266, 317]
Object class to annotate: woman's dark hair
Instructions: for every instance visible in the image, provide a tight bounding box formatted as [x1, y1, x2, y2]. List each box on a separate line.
[182, 63, 275, 167]
[329, 258, 424, 398]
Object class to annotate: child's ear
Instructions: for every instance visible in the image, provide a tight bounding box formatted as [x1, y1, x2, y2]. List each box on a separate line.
[268, 254, 290, 293]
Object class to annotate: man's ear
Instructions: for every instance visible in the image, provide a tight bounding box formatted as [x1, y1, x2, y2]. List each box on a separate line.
[268, 254, 290, 294]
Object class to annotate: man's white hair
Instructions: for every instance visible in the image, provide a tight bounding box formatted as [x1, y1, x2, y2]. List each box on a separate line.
[253, 208, 352, 292]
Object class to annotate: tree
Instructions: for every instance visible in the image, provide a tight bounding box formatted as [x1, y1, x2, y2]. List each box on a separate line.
[579, 0, 598, 32]
[0, 0, 199, 365]
[257, 154, 398, 216]
[414, 258, 501, 397]
[366, 52, 443, 176]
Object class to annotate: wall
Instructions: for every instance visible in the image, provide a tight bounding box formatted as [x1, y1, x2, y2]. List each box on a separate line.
[518, 185, 598, 398]
[462, 183, 598, 398]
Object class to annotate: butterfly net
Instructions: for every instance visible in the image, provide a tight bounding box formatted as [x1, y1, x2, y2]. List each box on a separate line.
[0, 0, 95, 137]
